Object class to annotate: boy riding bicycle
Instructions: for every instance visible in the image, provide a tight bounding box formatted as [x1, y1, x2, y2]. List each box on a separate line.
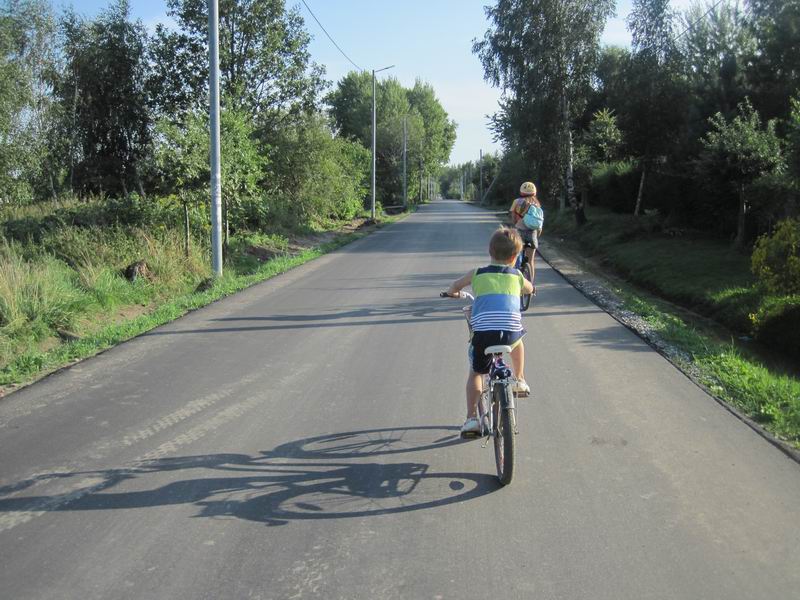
[444, 227, 534, 435]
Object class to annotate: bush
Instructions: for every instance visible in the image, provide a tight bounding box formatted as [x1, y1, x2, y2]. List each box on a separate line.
[590, 160, 639, 212]
[752, 218, 800, 295]
[750, 295, 800, 362]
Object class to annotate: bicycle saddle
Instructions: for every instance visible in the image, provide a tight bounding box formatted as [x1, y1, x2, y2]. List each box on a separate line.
[484, 345, 513, 355]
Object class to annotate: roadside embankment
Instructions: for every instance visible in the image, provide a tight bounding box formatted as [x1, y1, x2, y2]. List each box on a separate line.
[537, 207, 800, 454]
[0, 199, 411, 394]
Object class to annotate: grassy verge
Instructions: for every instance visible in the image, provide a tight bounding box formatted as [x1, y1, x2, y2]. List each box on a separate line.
[0, 209, 409, 390]
[616, 289, 800, 447]
[543, 206, 800, 448]
[546, 207, 761, 330]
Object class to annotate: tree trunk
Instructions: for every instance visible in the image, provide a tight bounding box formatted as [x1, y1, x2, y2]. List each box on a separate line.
[735, 183, 747, 247]
[634, 162, 647, 216]
[136, 170, 147, 201]
[564, 119, 585, 225]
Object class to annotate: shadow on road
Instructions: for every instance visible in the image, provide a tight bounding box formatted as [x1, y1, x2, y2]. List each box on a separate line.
[0, 426, 500, 527]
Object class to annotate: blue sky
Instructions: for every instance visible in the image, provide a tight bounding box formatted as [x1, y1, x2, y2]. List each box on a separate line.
[58, 0, 696, 165]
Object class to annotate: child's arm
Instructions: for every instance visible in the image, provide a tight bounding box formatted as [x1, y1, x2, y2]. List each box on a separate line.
[446, 271, 473, 297]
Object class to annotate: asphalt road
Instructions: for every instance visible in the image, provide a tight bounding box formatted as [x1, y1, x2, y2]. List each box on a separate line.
[1, 200, 798, 600]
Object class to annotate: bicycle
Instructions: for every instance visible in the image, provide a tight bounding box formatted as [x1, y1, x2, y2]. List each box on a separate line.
[440, 291, 517, 486]
[517, 240, 535, 312]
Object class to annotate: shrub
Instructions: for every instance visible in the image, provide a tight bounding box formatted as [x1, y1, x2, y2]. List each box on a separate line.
[590, 160, 639, 212]
[752, 218, 800, 295]
[750, 295, 800, 362]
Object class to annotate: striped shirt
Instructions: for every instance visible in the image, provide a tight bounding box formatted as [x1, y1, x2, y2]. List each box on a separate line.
[470, 264, 524, 332]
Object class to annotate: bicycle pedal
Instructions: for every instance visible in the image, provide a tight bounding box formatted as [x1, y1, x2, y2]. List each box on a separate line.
[460, 431, 481, 440]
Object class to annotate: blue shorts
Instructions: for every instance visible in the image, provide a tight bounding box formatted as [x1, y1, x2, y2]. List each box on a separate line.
[468, 330, 525, 374]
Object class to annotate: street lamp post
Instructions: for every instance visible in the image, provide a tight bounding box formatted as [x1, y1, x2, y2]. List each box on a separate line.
[208, 0, 223, 276]
[371, 65, 395, 219]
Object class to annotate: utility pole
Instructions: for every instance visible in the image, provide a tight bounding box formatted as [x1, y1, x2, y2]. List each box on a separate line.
[208, 0, 223, 276]
[371, 65, 395, 219]
[479, 149, 483, 205]
[402, 116, 407, 208]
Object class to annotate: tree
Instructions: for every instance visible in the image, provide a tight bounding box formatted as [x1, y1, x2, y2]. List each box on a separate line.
[746, 0, 800, 121]
[624, 0, 689, 216]
[155, 0, 325, 128]
[326, 73, 454, 206]
[0, 0, 59, 203]
[57, 1, 152, 196]
[698, 98, 784, 247]
[582, 108, 623, 163]
[474, 0, 615, 225]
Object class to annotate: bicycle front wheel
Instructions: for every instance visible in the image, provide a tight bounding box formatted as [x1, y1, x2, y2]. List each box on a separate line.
[492, 384, 516, 485]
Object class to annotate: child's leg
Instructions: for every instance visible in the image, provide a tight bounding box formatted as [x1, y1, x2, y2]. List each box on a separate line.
[510, 340, 525, 381]
[466, 371, 482, 417]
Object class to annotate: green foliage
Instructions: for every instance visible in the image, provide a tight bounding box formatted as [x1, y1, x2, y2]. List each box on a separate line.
[0, 0, 58, 204]
[266, 113, 370, 228]
[752, 218, 800, 295]
[699, 99, 784, 186]
[749, 295, 800, 364]
[327, 73, 455, 206]
[582, 108, 623, 164]
[159, 0, 325, 125]
[747, 0, 800, 121]
[589, 160, 639, 212]
[474, 0, 615, 211]
[57, 1, 152, 196]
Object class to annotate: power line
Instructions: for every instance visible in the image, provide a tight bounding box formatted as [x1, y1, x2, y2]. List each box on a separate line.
[674, 0, 727, 41]
[300, 0, 363, 72]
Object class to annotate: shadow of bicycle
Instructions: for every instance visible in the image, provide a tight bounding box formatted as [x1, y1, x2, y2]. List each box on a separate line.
[0, 426, 500, 527]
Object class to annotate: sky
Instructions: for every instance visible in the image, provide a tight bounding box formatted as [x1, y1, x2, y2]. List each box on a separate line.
[59, 0, 698, 165]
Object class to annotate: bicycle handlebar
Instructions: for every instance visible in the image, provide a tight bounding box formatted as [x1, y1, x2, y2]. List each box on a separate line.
[439, 290, 475, 301]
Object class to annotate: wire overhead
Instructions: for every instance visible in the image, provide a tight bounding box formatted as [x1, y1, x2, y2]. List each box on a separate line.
[300, 0, 363, 72]
[674, 0, 727, 41]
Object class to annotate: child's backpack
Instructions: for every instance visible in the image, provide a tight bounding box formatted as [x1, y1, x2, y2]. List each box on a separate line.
[523, 202, 544, 229]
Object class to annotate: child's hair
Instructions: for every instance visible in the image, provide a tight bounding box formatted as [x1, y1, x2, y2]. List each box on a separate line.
[489, 227, 523, 262]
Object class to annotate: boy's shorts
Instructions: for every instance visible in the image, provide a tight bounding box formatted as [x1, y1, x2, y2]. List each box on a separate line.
[469, 330, 525, 374]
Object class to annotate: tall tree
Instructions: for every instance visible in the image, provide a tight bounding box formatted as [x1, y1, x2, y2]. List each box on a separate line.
[57, 0, 151, 196]
[624, 0, 688, 216]
[474, 0, 615, 224]
[327, 73, 454, 205]
[746, 0, 800, 121]
[698, 98, 784, 246]
[0, 0, 58, 203]
[153, 0, 325, 127]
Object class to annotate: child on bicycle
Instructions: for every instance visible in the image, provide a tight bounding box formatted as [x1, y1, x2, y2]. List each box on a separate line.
[509, 181, 543, 289]
[444, 227, 534, 435]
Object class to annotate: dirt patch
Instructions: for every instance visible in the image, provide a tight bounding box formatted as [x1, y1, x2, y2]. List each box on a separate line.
[285, 217, 374, 254]
[246, 245, 282, 262]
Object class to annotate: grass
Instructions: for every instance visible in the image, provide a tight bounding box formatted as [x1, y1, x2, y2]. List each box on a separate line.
[0, 206, 409, 389]
[543, 205, 800, 448]
[617, 290, 800, 446]
[547, 207, 760, 329]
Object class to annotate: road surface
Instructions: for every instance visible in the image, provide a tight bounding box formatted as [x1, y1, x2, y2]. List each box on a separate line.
[1, 200, 798, 599]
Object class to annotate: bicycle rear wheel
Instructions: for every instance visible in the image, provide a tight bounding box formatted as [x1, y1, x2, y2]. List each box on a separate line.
[492, 384, 515, 485]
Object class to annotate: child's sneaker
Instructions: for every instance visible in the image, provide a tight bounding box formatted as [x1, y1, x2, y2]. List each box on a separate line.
[513, 378, 530, 397]
[460, 417, 481, 438]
